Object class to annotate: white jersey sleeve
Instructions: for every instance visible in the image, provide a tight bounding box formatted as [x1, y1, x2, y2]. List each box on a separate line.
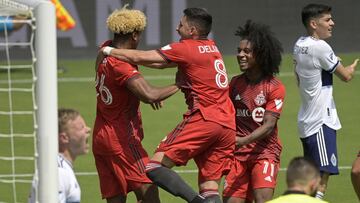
[313, 40, 339, 73]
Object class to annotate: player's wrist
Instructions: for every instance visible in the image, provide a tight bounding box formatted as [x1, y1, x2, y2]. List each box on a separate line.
[103, 46, 114, 55]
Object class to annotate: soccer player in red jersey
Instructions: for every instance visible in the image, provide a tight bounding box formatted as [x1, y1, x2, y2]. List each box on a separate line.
[93, 6, 178, 203]
[222, 20, 285, 203]
[101, 7, 236, 203]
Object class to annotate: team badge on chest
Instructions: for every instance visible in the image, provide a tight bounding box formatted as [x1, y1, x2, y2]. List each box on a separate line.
[252, 107, 265, 122]
[254, 91, 266, 106]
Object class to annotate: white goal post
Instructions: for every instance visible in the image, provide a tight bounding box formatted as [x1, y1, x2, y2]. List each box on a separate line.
[0, 0, 58, 202]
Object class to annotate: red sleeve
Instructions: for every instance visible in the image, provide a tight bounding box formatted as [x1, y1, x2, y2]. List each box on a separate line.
[108, 57, 141, 86]
[265, 82, 286, 118]
[157, 41, 188, 64]
[99, 40, 112, 49]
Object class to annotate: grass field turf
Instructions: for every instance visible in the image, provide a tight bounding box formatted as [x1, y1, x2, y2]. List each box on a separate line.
[0, 53, 359, 202]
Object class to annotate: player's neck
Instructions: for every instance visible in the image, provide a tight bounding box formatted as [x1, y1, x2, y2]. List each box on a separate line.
[112, 39, 135, 49]
[286, 186, 309, 195]
[308, 31, 321, 40]
[60, 150, 75, 165]
[244, 68, 264, 84]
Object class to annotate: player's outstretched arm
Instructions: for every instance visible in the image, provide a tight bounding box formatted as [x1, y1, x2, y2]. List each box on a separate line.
[143, 62, 177, 69]
[335, 58, 359, 82]
[127, 76, 179, 104]
[103, 47, 168, 68]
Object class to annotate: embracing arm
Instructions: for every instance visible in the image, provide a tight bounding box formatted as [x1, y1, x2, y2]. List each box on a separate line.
[103, 47, 170, 68]
[142, 62, 177, 69]
[127, 75, 179, 104]
[335, 58, 359, 82]
[236, 113, 278, 146]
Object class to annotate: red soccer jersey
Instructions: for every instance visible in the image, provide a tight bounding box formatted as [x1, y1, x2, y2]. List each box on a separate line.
[93, 42, 144, 155]
[157, 39, 235, 130]
[229, 74, 285, 161]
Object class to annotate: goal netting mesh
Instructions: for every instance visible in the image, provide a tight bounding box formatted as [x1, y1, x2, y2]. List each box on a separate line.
[0, 1, 36, 203]
[0, 0, 58, 202]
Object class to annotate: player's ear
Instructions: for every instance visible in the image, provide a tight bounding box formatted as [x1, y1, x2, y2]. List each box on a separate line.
[59, 132, 69, 144]
[309, 19, 317, 30]
[309, 176, 321, 195]
[189, 26, 197, 36]
[132, 31, 141, 41]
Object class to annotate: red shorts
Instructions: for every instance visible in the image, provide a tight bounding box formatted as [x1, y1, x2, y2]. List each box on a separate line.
[94, 144, 152, 199]
[156, 111, 236, 183]
[223, 158, 279, 200]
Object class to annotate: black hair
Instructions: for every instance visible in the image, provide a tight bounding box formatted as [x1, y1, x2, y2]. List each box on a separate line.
[183, 7, 212, 37]
[235, 20, 283, 76]
[301, 3, 332, 27]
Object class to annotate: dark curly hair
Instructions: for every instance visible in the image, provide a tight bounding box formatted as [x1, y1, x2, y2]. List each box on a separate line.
[235, 20, 283, 76]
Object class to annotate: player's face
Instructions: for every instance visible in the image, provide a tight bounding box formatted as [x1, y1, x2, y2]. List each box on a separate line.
[176, 16, 192, 40]
[314, 13, 334, 39]
[67, 115, 91, 156]
[236, 39, 256, 72]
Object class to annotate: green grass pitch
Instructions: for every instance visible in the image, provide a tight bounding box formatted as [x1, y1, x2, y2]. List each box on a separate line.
[0, 53, 359, 202]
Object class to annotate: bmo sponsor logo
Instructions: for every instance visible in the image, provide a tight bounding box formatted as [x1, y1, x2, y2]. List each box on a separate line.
[252, 107, 265, 122]
[198, 45, 219, 53]
[236, 109, 251, 117]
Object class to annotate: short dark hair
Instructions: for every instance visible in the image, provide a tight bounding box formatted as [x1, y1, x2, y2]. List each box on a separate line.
[301, 3, 332, 27]
[183, 7, 212, 37]
[286, 157, 320, 187]
[235, 20, 283, 76]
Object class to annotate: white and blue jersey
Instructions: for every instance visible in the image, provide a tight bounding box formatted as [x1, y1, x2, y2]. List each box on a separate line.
[29, 154, 81, 203]
[293, 36, 341, 138]
[293, 36, 341, 174]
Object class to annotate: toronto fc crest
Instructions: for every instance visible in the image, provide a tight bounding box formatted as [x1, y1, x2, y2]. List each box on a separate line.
[254, 91, 266, 106]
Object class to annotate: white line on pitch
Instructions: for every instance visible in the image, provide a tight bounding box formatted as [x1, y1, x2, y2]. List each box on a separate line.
[75, 166, 352, 176]
[1, 71, 360, 84]
[0, 166, 353, 178]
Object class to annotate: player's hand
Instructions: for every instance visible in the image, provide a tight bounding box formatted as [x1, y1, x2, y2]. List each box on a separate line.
[150, 101, 163, 110]
[350, 58, 359, 69]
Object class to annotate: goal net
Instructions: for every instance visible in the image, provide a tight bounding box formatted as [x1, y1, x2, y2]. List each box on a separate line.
[0, 0, 58, 202]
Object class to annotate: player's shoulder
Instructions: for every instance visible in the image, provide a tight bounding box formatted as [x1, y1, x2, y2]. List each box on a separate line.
[230, 74, 244, 85]
[314, 39, 332, 51]
[266, 194, 328, 203]
[296, 36, 331, 49]
[267, 76, 286, 93]
[270, 76, 285, 87]
[159, 40, 187, 53]
[107, 56, 138, 70]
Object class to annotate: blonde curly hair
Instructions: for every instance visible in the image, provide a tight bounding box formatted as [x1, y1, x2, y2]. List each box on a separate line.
[106, 5, 146, 34]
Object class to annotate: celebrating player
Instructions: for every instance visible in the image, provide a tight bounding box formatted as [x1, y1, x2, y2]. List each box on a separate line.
[222, 20, 285, 203]
[293, 3, 359, 199]
[101, 7, 236, 203]
[29, 108, 91, 203]
[93, 6, 178, 203]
